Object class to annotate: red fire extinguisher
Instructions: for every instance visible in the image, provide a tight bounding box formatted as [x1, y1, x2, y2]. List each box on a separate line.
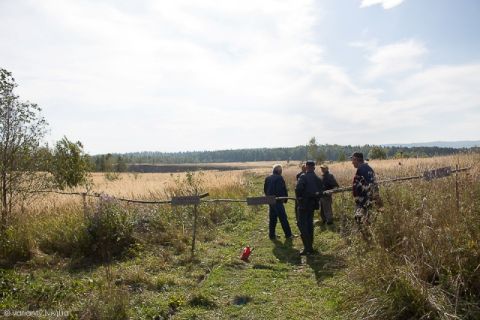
[240, 246, 252, 261]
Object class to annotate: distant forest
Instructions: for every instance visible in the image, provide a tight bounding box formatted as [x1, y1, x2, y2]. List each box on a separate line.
[90, 144, 478, 172]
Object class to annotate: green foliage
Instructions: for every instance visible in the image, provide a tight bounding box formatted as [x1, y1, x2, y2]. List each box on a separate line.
[368, 146, 387, 159]
[0, 225, 33, 266]
[50, 136, 91, 190]
[394, 151, 408, 159]
[90, 145, 466, 167]
[188, 293, 217, 309]
[307, 136, 318, 161]
[84, 196, 136, 261]
[94, 153, 128, 172]
[0, 68, 49, 225]
[316, 150, 326, 164]
[104, 171, 121, 181]
[37, 207, 88, 258]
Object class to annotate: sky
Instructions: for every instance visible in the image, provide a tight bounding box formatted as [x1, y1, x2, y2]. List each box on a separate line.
[1, 0, 479, 154]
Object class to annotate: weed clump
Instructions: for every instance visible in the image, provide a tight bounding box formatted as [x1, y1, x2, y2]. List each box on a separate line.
[79, 286, 130, 320]
[0, 225, 33, 266]
[83, 195, 136, 261]
[188, 293, 217, 309]
[344, 155, 480, 319]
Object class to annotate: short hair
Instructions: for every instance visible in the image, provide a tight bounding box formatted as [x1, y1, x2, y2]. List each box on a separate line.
[272, 164, 282, 173]
[350, 152, 364, 161]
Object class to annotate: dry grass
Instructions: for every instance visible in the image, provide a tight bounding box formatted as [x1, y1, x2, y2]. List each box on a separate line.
[24, 170, 250, 213]
[282, 153, 476, 188]
[87, 171, 248, 198]
[23, 153, 477, 222]
[340, 153, 480, 319]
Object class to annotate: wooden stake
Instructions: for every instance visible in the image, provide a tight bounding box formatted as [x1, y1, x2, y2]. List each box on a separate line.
[82, 192, 88, 219]
[191, 203, 198, 259]
[455, 164, 460, 213]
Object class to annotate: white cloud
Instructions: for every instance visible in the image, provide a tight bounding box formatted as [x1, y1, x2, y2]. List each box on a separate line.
[0, 0, 478, 152]
[394, 64, 480, 114]
[360, 0, 405, 10]
[365, 39, 427, 80]
[1, 0, 326, 152]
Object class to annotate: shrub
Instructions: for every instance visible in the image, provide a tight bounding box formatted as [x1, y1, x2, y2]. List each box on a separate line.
[37, 207, 87, 258]
[0, 225, 33, 266]
[83, 195, 136, 261]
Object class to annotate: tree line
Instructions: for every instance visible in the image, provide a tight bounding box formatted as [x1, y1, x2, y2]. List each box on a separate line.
[90, 141, 474, 172]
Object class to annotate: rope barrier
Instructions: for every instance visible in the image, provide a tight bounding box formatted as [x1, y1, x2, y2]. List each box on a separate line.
[21, 166, 471, 204]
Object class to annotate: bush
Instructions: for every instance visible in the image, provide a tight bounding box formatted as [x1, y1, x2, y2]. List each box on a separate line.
[369, 146, 387, 160]
[84, 195, 136, 261]
[0, 225, 33, 266]
[37, 207, 88, 258]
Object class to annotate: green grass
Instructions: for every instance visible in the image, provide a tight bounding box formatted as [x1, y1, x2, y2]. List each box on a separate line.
[0, 172, 351, 319]
[5, 160, 478, 319]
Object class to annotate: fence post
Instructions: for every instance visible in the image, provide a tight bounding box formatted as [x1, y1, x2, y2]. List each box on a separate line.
[191, 203, 198, 259]
[82, 192, 88, 219]
[455, 164, 460, 213]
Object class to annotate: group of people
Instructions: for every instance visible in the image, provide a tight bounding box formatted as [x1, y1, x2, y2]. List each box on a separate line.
[263, 152, 378, 255]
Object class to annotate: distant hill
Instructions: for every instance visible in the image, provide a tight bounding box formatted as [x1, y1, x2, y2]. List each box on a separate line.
[384, 140, 480, 149]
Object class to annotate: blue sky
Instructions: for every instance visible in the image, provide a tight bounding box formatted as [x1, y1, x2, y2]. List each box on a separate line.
[1, 0, 479, 154]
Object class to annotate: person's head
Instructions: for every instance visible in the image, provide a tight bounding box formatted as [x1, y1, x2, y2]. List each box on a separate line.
[320, 164, 328, 174]
[305, 160, 315, 172]
[300, 163, 307, 173]
[350, 152, 364, 168]
[272, 164, 283, 175]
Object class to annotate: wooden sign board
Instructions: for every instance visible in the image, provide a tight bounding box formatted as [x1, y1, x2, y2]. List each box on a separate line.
[246, 196, 276, 206]
[171, 196, 201, 206]
[423, 166, 452, 181]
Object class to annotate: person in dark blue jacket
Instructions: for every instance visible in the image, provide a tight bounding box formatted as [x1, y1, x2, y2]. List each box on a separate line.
[295, 160, 324, 255]
[351, 152, 378, 224]
[264, 164, 293, 240]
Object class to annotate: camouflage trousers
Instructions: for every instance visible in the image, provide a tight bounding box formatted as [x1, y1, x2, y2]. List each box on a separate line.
[354, 206, 370, 225]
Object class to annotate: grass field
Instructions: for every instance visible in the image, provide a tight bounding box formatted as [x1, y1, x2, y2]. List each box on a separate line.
[1, 154, 479, 319]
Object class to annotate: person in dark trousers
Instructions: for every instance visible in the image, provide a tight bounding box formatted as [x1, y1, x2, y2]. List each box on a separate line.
[264, 164, 293, 240]
[319, 164, 339, 225]
[295, 160, 324, 255]
[351, 152, 379, 224]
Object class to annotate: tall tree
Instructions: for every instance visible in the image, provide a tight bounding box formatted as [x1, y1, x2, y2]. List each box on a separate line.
[50, 137, 91, 190]
[0, 69, 48, 226]
[369, 146, 387, 160]
[307, 137, 318, 161]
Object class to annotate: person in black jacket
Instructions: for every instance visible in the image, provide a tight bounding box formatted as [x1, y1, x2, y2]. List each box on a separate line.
[295, 162, 307, 221]
[319, 164, 339, 225]
[295, 160, 324, 255]
[351, 152, 380, 224]
[264, 164, 293, 240]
